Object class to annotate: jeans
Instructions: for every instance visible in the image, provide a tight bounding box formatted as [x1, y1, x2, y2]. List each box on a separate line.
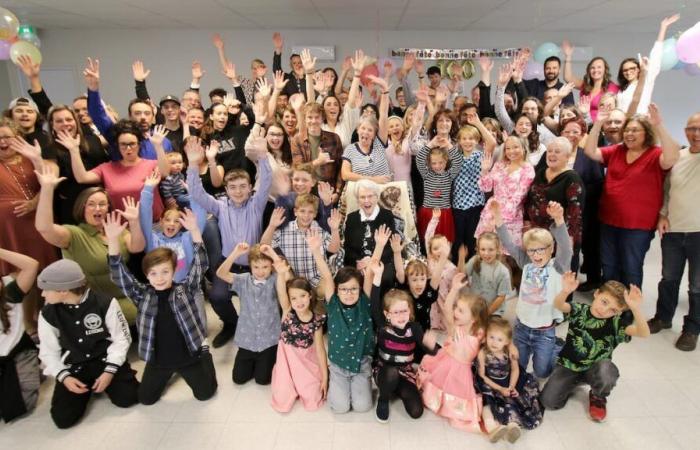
[540, 360, 619, 410]
[327, 357, 372, 414]
[202, 215, 222, 281]
[208, 257, 244, 328]
[655, 232, 700, 334]
[513, 320, 561, 379]
[600, 224, 655, 288]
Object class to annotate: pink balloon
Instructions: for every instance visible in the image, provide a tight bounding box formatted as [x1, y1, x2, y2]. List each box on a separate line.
[677, 22, 700, 64]
[523, 61, 543, 80]
[0, 40, 10, 60]
[360, 64, 379, 87]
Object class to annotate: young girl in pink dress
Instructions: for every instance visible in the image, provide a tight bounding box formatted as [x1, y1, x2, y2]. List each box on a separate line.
[418, 272, 489, 432]
[425, 211, 456, 331]
[475, 136, 534, 249]
[270, 258, 328, 412]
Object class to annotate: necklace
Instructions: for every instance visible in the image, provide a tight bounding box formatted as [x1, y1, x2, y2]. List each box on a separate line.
[2, 157, 35, 200]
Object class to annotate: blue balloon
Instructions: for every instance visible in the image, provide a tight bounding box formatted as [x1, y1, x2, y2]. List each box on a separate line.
[673, 60, 686, 70]
[534, 42, 560, 63]
[660, 38, 679, 71]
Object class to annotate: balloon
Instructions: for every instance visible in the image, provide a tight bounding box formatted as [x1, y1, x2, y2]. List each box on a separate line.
[360, 63, 379, 87]
[0, 39, 10, 60]
[17, 24, 40, 48]
[672, 60, 686, 70]
[19, 32, 40, 48]
[18, 24, 36, 36]
[660, 38, 678, 71]
[533, 42, 560, 63]
[523, 60, 543, 80]
[677, 22, 700, 64]
[684, 61, 700, 76]
[9, 40, 42, 65]
[0, 7, 19, 41]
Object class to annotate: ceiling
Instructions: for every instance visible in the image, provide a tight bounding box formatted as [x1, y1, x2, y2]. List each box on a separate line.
[2, 0, 699, 32]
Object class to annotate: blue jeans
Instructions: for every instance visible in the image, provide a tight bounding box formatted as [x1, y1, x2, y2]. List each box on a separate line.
[513, 321, 560, 378]
[202, 215, 222, 281]
[600, 224, 655, 288]
[655, 232, 700, 334]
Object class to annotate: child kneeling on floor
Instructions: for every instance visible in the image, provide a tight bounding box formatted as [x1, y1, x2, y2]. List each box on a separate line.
[107, 210, 217, 405]
[38, 258, 138, 428]
[540, 273, 650, 422]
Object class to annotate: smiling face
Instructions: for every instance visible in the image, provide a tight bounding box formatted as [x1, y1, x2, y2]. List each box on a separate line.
[603, 110, 626, 144]
[504, 138, 525, 164]
[290, 55, 303, 73]
[685, 114, 700, 152]
[186, 109, 204, 130]
[486, 328, 509, 353]
[167, 153, 184, 174]
[406, 270, 427, 294]
[545, 142, 570, 171]
[282, 110, 298, 135]
[385, 299, 411, 328]
[387, 117, 404, 140]
[305, 110, 322, 136]
[323, 96, 340, 120]
[288, 287, 312, 315]
[336, 278, 361, 306]
[544, 60, 560, 82]
[429, 152, 448, 173]
[11, 104, 38, 132]
[478, 238, 498, 264]
[147, 261, 175, 291]
[72, 98, 92, 125]
[620, 60, 639, 82]
[526, 242, 553, 267]
[82, 191, 110, 227]
[266, 125, 285, 151]
[291, 170, 314, 195]
[515, 116, 533, 138]
[357, 120, 377, 147]
[356, 186, 378, 216]
[129, 102, 154, 132]
[435, 114, 453, 136]
[622, 119, 646, 150]
[521, 100, 539, 122]
[458, 132, 478, 154]
[294, 204, 316, 229]
[211, 104, 228, 131]
[51, 109, 78, 136]
[161, 101, 180, 122]
[590, 290, 625, 319]
[562, 121, 583, 149]
[0, 125, 17, 161]
[182, 91, 201, 110]
[587, 58, 606, 82]
[160, 210, 183, 238]
[225, 177, 252, 205]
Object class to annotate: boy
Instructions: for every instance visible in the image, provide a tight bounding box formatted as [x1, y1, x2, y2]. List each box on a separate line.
[261, 193, 341, 288]
[186, 138, 270, 347]
[541, 273, 650, 421]
[37, 259, 138, 429]
[493, 200, 572, 379]
[216, 243, 280, 385]
[275, 163, 334, 231]
[106, 210, 217, 405]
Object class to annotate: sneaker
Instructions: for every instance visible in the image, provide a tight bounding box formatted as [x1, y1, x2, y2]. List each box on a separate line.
[505, 423, 522, 443]
[647, 318, 672, 334]
[375, 400, 389, 423]
[488, 424, 508, 442]
[588, 392, 607, 422]
[675, 332, 698, 352]
[576, 280, 602, 292]
[212, 324, 236, 348]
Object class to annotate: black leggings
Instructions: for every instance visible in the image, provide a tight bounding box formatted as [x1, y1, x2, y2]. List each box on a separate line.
[376, 365, 423, 419]
[232, 345, 277, 385]
[139, 352, 218, 405]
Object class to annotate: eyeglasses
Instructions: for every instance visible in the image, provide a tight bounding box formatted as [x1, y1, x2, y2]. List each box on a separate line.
[388, 309, 410, 316]
[338, 287, 359, 295]
[623, 128, 643, 134]
[685, 127, 700, 134]
[119, 142, 139, 148]
[621, 66, 639, 73]
[526, 245, 551, 256]
[268, 132, 284, 137]
[85, 202, 109, 209]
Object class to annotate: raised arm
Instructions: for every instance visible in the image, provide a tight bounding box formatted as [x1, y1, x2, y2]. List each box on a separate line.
[555, 271, 577, 313]
[347, 50, 367, 108]
[583, 112, 606, 163]
[0, 248, 39, 294]
[269, 70, 289, 116]
[185, 139, 221, 215]
[105, 212, 148, 304]
[494, 64, 515, 133]
[648, 103, 681, 170]
[336, 56, 352, 96]
[273, 257, 293, 314]
[367, 74, 391, 143]
[261, 206, 285, 245]
[59, 132, 102, 184]
[17, 55, 52, 116]
[390, 234, 405, 284]
[492, 200, 529, 268]
[443, 273, 469, 335]
[547, 202, 573, 273]
[34, 166, 71, 249]
[138, 171, 160, 251]
[308, 230, 334, 302]
[561, 40, 583, 89]
[216, 243, 248, 285]
[623, 285, 651, 338]
[131, 60, 151, 101]
[300, 49, 317, 101]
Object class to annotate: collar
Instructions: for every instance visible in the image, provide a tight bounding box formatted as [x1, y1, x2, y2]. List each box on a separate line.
[359, 205, 380, 222]
[253, 278, 268, 286]
[79, 222, 102, 237]
[289, 219, 319, 233]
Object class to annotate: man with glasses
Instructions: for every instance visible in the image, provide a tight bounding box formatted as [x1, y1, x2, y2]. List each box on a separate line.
[648, 113, 700, 351]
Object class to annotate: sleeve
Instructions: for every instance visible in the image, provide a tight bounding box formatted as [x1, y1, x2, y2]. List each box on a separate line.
[370, 284, 384, 330]
[565, 179, 584, 248]
[191, 198, 208, 232]
[415, 144, 429, 178]
[514, 81, 529, 109]
[103, 298, 132, 372]
[538, 124, 557, 147]
[29, 89, 53, 117]
[87, 90, 114, 141]
[638, 41, 663, 114]
[2, 280, 26, 304]
[551, 222, 574, 274]
[599, 145, 616, 167]
[616, 313, 634, 344]
[425, 215, 438, 243]
[108, 254, 148, 306]
[271, 229, 282, 250]
[401, 77, 416, 106]
[251, 157, 273, 211]
[495, 224, 529, 268]
[273, 51, 282, 74]
[134, 80, 150, 101]
[478, 163, 495, 192]
[230, 273, 246, 294]
[494, 85, 515, 134]
[37, 313, 71, 382]
[187, 167, 221, 216]
[495, 264, 513, 297]
[186, 242, 208, 293]
[478, 82, 495, 119]
[139, 185, 155, 251]
[448, 146, 463, 180]
[316, 200, 332, 233]
[234, 85, 247, 105]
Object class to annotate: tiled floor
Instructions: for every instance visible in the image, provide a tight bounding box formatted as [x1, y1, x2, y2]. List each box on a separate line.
[2, 236, 698, 449]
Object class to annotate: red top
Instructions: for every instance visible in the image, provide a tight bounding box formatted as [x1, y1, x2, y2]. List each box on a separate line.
[599, 144, 667, 230]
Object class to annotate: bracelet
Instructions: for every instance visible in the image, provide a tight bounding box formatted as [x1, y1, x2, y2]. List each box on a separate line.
[418, 75, 425, 79]
[306, 70, 315, 75]
[255, 122, 264, 126]
[382, 91, 389, 95]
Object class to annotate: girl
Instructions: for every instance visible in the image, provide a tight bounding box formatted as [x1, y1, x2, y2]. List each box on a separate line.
[425, 214, 457, 331]
[452, 117, 497, 258]
[465, 232, 513, 316]
[414, 109, 463, 241]
[270, 260, 327, 412]
[477, 317, 543, 443]
[310, 230, 374, 414]
[418, 273, 488, 432]
[513, 115, 545, 166]
[475, 135, 535, 250]
[369, 261, 432, 423]
[0, 248, 39, 423]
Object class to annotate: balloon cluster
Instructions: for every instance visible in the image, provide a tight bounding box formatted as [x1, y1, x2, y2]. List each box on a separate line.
[0, 7, 42, 65]
[673, 21, 700, 76]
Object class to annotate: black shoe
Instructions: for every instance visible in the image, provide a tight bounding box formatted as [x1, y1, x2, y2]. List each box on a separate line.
[212, 324, 236, 348]
[647, 318, 672, 334]
[576, 280, 602, 292]
[375, 400, 389, 423]
[675, 332, 698, 351]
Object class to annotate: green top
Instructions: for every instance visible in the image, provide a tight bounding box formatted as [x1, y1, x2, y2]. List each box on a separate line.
[326, 292, 374, 373]
[557, 302, 631, 372]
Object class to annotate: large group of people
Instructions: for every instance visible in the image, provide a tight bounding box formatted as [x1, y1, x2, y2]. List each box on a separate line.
[1, 13, 699, 444]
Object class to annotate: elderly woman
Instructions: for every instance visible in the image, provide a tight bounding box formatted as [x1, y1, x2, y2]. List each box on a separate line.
[526, 137, 584, 270]
[584, 105, 680, 288]
[34, 168, 145, 324]
[0, 119, 58, 276]
[343, 179, 397, 285]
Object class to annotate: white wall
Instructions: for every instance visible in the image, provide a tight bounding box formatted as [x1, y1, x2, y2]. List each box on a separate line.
[5, 28, 699, 139]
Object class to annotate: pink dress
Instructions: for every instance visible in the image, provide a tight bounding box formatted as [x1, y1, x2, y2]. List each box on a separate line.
[385, 139, 414, 186]
[475, 161, 535, 250]
[418, 331, 483, 430]
[270, 311, 326, 413]
[587, 82, 620, 122]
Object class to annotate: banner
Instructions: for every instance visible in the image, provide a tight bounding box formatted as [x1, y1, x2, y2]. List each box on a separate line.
[390, 47, 523, 60]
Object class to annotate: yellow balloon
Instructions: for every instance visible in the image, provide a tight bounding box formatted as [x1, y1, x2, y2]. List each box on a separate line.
[10, 40, 42, 65]
[0, 7, 20, 40]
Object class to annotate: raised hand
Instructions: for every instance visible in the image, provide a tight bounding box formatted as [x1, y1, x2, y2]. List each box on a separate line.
[272, 258, 290, 276]
[222, 60, 238, 82]
[561, 40, 573, 58]
[624, 285, 644, 311]
[313, 71, 328, 93]
[402, 52, 416, 73]
[578, 95, 591, 115]
[185, 137, 204, 165]
[374, 224, 392, 248]
[558, 81, 575, 99]
[327, 208, 341, 231]
[435, 85, 449, 105]
[414, 59, 425, 75]
[144, 169, 161, 187]
[273, 70, 288, 91]
[389, 234, 404, 253]
[9, 136, 43, 162]
[148, 124, 169, 146]
[351, 49, 367, 75]
[660, 13, 680, 30]
[132, 60, 150, 82]
[17, 54, 41, 79]
[594, 107, 609, 125]
[305, 228, 323, 251]
[103, 211, 127, 241]
[647, 103, 662, 127]
[546, 201, 564, 225]
[83, 57, 100, 91]
[34, 165, 66, 189]
[289, 93, 305, 111]
[270, 207, 286, 229]
[383, 59, 394, 80]
[205, 140, 220, 162]
[178, 208, 199, 231]
[317, 181, 333, 205]
[341, 55, 352, 72]
[561, 271, 579, 294]
[234, 242, 250, 255]
[450, 272, 469, 293]
[368, 259, 384, 279]
[300, 48, 317, 73]
[118, 196, 140, 222]
[366, 74, 389, 92]
[272, 32, 283, 52]
[192, 60, 206, 80]
[212, 33, 225, 50]
[497, 63, 512, 87]
[411, 102, 426, 130]
[479, 56, 494, 73]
